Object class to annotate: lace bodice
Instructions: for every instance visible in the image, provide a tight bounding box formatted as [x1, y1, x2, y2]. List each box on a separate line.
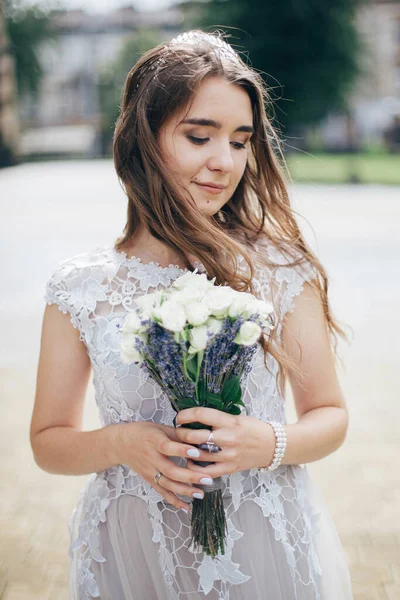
[44, 241, 326, 600]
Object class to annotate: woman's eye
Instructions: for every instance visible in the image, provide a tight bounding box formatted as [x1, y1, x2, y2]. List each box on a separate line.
[188, 135, 208, 145]
[187, 136, 248, 150]
[231, 142, 247, 150]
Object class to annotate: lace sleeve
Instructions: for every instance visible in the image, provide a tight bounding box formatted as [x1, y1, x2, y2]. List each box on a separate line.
[44, 257, 83, 338]
[266, 244, 320, 338]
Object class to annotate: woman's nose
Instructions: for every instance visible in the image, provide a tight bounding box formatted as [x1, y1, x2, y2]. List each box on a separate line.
[207, 144, 234, 173]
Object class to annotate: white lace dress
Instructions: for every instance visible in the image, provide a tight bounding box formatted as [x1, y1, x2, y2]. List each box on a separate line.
[44, 242, 353, 600]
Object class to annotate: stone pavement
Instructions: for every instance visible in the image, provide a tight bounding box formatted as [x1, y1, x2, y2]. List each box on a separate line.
[0, 161, 399, 599]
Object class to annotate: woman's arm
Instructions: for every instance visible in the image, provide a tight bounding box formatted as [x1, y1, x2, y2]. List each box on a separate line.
[30, 304, 121, 475]
[279, 280, 348, 465]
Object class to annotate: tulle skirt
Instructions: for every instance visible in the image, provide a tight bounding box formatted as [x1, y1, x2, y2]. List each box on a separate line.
[87, 487, 353, 600]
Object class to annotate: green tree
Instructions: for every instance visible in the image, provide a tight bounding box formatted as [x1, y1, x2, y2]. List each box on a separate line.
[4, 1, 56, 97]
[196, 0, 364, 135]
[99, 28, 162, 155]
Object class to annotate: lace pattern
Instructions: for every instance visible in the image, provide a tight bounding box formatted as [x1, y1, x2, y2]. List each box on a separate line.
[45, 241, 324, 599]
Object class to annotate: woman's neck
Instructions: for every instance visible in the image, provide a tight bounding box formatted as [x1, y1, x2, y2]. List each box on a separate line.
[118, 227, 196, 269]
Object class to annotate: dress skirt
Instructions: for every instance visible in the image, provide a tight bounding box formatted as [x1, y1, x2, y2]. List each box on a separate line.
[85, 479, 352, 600]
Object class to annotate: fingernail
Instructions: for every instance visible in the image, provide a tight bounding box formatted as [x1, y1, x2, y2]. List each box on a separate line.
[200, 477, 213, 486]
[192, 492, 204, 499]
[186, 448, 200, 458]
[181, 507, 189, 514]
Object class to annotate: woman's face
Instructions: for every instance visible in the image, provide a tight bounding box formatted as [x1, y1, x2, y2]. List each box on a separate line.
[157, 76, 254, 217]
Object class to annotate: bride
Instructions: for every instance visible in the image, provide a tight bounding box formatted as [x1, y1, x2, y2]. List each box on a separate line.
[30, 30, 353, 599]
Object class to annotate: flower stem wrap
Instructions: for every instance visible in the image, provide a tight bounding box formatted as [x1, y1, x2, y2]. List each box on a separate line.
[187, 434, 227, 556]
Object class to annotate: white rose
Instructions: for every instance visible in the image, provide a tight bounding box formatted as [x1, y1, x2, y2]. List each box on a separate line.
[206, 317, 223, 336]
[120, 333, 144, 364]
[234, 321, 262, 346]
[228, 292, 257, 318]
[135, 291, 165, 319]
[184, 300, 211, 326]
[172, 271, 213, 293]
[188, 325, 209, 354]
[204, 286, 237, 318]
[122, 310, 146, 335]
[252, 299, 274, 322]
[172, 287, 205, 305]
[158, 299, 187, 332]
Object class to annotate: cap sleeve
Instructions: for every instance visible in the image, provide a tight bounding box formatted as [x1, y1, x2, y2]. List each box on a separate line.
[266, 244, 320, 337]
[44, 257, 83, 337]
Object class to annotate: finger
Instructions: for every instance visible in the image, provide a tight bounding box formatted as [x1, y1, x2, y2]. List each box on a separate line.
[157, 473, 206, 502]
[157, 456, 215, 487]
[176, 407, 236, 429]
[151, 477, 191, 512]
[156, 437, 206, 461]
[175, 427, 218, 446]
[177, 427, 231, 450]
[185, 458, 231, 478]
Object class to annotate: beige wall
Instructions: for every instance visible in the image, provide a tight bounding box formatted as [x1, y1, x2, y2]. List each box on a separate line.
[356, 0, 400, 100]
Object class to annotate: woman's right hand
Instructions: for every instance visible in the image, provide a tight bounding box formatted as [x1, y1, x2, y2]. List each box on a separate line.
[114, 421, 214, 512]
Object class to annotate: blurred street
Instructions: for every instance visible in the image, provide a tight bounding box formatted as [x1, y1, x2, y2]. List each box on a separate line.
[0, 160, 399, 599]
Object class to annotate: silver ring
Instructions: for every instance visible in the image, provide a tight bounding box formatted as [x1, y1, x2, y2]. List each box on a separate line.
[154, 472, 163, 485]
[206, 431, 215, 445]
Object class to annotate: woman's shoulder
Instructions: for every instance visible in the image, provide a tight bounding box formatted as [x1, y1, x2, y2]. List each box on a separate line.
[252, 234, 318, 279]
[44, 245, 118, 315]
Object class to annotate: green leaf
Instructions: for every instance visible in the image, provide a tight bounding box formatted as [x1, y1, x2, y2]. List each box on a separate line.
[185, 355, 198, 382]
[176, 397, 197, 410]
[198, 380, 207, 403]
[231, 398, 245, 407]
[205, 397, 224, 410]
[221, 376, 242, 404]
[225, 405, 242, 416]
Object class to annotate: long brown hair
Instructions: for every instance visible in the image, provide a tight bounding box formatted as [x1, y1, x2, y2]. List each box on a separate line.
[113, 30, 347, 393]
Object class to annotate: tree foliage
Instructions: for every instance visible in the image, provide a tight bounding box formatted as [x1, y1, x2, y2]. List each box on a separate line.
[4, 0, 56, 97]
[99, 28, 162, 155]
[197, 0, 364, 132]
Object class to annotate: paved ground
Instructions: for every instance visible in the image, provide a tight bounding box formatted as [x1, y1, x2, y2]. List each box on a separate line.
[0, 160, 399, 599]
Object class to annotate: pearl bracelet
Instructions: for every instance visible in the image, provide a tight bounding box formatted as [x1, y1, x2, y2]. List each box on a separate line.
[258, 421, 287, 472]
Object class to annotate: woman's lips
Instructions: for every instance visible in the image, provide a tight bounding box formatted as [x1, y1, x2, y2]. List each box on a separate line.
[193, 182, 226, 195]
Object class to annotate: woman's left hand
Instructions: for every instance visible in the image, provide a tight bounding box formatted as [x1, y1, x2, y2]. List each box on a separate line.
[175, 407, 276, 478]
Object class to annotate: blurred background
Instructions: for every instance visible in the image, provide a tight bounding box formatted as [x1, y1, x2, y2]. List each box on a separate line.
[1, 0, 400, 180]
[0, 1, 399, 600]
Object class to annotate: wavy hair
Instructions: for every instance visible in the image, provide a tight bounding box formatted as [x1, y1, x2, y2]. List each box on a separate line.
[113, 30, 347, 393]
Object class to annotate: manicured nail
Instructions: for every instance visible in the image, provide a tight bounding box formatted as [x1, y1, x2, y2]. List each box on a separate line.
[200, 477, 213, 486]
[186, 448, 200, 458]
[181, 507, 189, 514]
[192, 492, 204, 499]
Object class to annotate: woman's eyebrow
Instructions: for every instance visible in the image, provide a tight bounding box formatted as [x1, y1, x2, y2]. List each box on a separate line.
[181, 118, 254, 134]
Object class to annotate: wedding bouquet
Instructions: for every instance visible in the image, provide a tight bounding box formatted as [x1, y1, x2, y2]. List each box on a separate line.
[119, 268, 275, 556]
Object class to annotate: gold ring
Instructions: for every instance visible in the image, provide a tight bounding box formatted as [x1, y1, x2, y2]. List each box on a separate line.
[154, 472, 163, 485]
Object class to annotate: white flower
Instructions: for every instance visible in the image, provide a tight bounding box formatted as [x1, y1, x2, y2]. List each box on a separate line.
[228, 292, 257, 318]
[253, 299, 274, 326]
[120, 333, 144, 364]
[122, 310, 146, 335]
[158, 299, 187, 332]
[206, 317, 223, 336]
[234, 321, 262, 346]
[134, 291, 165, 319]
[184, 300, 211, 326]
[188, 325, 209, 353]
[228, 293, 274, 324]
[204, 286, 237, 318]
[172, 271, 213, 293]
